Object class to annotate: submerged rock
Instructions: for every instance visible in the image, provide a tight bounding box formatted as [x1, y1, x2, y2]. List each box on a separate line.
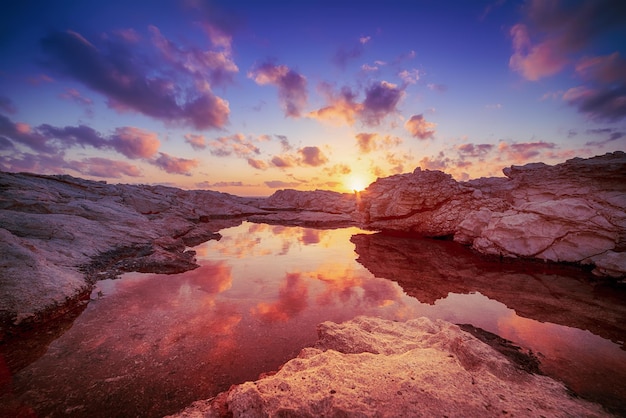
[171, 316, 610, 417]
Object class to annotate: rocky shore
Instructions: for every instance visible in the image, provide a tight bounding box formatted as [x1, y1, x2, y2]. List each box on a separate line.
[1, 152, 625, 416]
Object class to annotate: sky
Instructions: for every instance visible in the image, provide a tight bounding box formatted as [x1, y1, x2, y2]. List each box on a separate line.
[1, 0, 625, 196]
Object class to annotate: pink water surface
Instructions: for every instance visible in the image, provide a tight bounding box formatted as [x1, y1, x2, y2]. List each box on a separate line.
[2, 222, 625, 416]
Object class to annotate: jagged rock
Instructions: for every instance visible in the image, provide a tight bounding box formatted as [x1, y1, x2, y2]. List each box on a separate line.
[170, 316, 609, 417]
[357, 152, 626, 277]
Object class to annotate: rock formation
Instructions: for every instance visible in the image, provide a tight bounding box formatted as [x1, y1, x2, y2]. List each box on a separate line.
[0, 172, 266, 336]
[356, 151, 626, 277]
[170, 316, 609, 417]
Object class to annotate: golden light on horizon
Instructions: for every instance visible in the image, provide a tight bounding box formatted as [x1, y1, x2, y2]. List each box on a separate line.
[347, 175, 368, 192]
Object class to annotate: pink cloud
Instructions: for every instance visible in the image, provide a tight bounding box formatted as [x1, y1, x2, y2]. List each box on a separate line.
[152, 152, 198, 175]
[405, 114, 436, 139]
[184, 133, 206, 150]
[149, 25, 238, 87]
[356, 132, 377, 153]
[41, 29, 231, 130]
[69, 157, 142, 178]
[456, 143, 494, 159]
[247, 158, 268, 170]
[418, 152, 450, 171]
[248, 61, 307, 117]
[498, 141, 556, 162]
[298, 146, 328, 167]
[308, 84, 362, 125]
[110, 127, 160, 159]
[270, 154, 296, 168]
[209, 133, 260, 158]
[509, 24, 568, 81]
[0, 115, 54, 153]
[310, 81, 403, 127]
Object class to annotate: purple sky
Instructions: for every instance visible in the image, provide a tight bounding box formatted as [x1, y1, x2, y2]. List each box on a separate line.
[1, 0, 625, 195]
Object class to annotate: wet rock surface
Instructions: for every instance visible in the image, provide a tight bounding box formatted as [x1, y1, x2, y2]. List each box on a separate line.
[170, 316, 610, 418]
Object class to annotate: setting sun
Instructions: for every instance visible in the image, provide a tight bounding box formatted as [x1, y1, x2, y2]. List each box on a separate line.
[347, 175, 369, 193]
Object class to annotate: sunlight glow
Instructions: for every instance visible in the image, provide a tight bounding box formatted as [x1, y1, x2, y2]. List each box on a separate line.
[347, 175, 368, 192]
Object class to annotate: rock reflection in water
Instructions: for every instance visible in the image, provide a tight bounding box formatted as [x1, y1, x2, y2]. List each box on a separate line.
[2, 222, 625, 416]
[351, 232, 626, 414]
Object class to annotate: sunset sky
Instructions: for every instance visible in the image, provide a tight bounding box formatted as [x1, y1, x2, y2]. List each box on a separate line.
[1, 0, 625, 195]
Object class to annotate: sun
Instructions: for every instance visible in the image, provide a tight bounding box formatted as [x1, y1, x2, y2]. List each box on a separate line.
[347, 175, 368, 193]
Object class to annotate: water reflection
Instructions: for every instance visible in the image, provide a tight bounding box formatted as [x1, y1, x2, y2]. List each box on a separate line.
[2, 222, 625, 416]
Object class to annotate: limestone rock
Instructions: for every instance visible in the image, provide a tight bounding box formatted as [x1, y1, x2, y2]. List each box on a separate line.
[263, 189, 357, 214]
[0, 172, 264, 336]
[357, 152, 626, 277]
[170, 316, 609, 417]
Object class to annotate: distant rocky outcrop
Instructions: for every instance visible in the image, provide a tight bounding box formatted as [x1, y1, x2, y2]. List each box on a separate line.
[356, 152, 626, 278]
[170, 316, 609, 417]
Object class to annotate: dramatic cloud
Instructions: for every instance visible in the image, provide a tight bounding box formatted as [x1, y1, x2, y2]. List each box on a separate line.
[149, 24, 238, 87]
[509, 0, 626, 81]
[0, 115, 57, 153]
[404, 114, 436, 139]
[1, 113, 165, 162]
[41, 29, 230, 129]
[184, 133, 207, 150]
[209, 133, 260, 158]
[361, 81, 404, 126]
[310, 81, 403, 127]
[564, 52, 626, 122]
[509, 0, 626, 122]
[110, 127, 160, 159]
[152, 152, 198, 175]
[248, 61, 307, 117]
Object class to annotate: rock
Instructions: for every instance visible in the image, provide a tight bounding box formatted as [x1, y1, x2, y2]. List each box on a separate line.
[357, 152, 626, 277]
[170, 316, 609, 417]
[262, 189, 356, 214]
[0, 172, 265, 337]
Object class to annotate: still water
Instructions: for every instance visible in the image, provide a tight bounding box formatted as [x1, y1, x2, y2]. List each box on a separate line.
[2, 221, 626, 416]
